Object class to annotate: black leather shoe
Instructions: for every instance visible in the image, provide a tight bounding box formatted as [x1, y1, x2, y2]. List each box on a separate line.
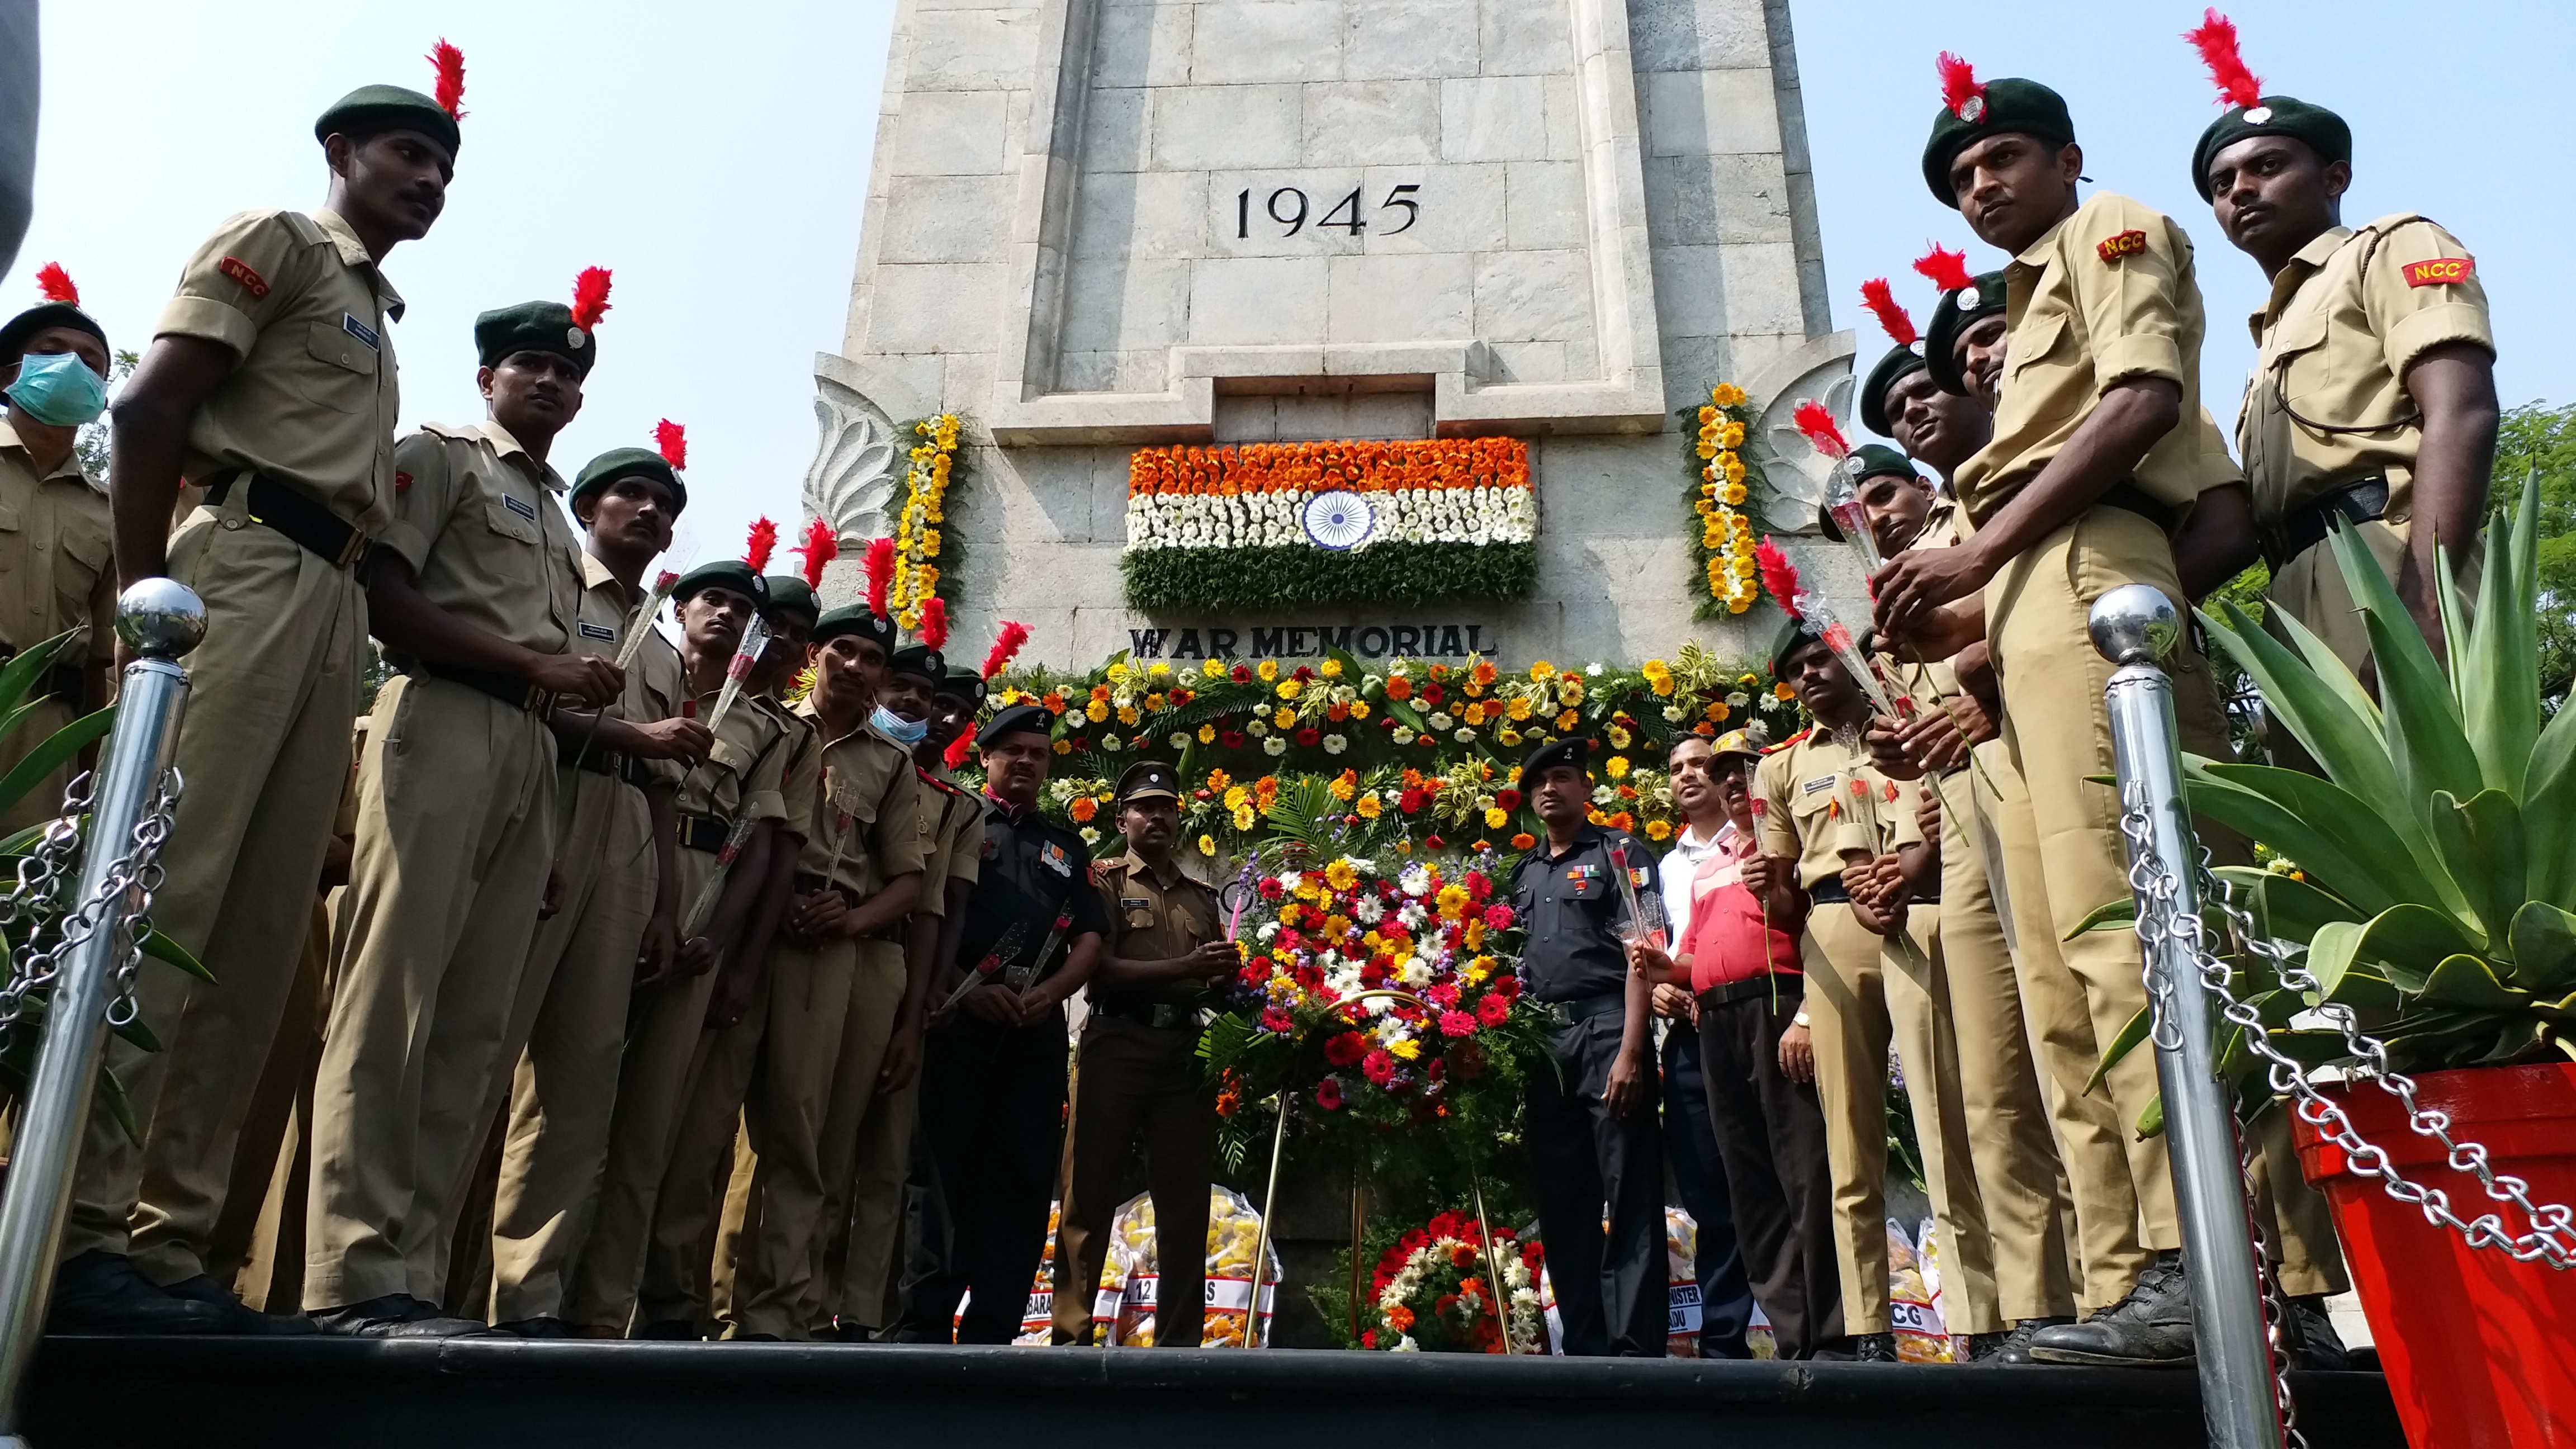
[636, 1319, 699, 1341]
[46, 1251, 228, 1335]
[2029, 1252, 2195, 1367]
[494, 1317, 573, 1339]
[1855, 1331, 1901, 1362]
[161, 1274, 317, 1336]
[309, 1294, 489, 1338]
[1990, 1316, 2074, 1365]
[2282, 1295, 2350, 1371]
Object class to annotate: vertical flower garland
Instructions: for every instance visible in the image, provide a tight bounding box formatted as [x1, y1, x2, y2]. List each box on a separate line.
[890, 413, 964, 632]
[1685, 383, 1764, 618]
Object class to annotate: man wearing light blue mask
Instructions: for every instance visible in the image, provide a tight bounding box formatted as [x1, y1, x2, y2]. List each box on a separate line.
[0, 263, 119, 838]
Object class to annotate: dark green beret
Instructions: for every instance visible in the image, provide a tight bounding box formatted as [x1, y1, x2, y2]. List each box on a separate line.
[889, 644, 945, 683]
[475, 301, 596, 378]
[1926, 270, 2008, 396]
[979, 702, 1055, 747]
[2191, 96, 2351, 202]
[812, 603, 894, 652]
[938, 665, 988, 708]
[0, 304, 107, 364]
[673, 561, 765, 612]
[569, 447, 686, 515]
[1859, 342, 1928, 439]
[1768, 615, 1812, 678]
[1117, 760, 1181, 803]
[314, 84, 460, 158]
[1922, 77, 2073, 206]
[1816, 444, 1921, 543]
[1520, 737, 1589, 783]
[764, 577, 819, 626]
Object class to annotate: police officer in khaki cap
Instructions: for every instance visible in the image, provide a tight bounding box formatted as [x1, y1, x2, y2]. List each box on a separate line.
[1052, 758, 1233, 1348]
[60, 51, 467, 1334]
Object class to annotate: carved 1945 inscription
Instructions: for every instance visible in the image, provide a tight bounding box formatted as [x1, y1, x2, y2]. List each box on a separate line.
[1234, 183, 1422, 239]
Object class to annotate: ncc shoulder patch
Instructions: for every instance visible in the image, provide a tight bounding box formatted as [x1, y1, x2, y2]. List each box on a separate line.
[2403, 256, 2476, 288]
[216, 256, 271, 298]
[2096, 229, 2149, 264]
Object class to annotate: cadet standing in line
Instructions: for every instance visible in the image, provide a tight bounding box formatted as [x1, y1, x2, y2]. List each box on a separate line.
[1832, 442, 2077, 1359]
[2187, 13, 2497, 673]
[901, 703, 1105, 1345]
[720, 605, 924, 1341]
[1750, 623, 1998, 1360]
[483, 438, 703, 1335]
[1510, 738, 1667, 1358]
[561, 555, 788, 1337]
[1052, 760, 1233, 1349]
[1872, 61, 2265, 1366]
[66, 57, 462, 1334]
[0, 265, 117, 836]
[302, 281, 619, 1336]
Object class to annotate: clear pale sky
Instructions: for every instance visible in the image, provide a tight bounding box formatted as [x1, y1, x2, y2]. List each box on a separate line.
[11, 1, 2566, 576]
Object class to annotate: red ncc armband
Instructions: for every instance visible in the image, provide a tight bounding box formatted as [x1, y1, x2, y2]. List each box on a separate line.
[2403, 257, 2476, 288]
[2096, 230, 2149, 264]
[216, 256, 271, 298]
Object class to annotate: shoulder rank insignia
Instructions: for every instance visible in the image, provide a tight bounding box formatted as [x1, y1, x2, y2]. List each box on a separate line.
[2097, 229, 2149, 264]
[2403, 257, 2475, 288]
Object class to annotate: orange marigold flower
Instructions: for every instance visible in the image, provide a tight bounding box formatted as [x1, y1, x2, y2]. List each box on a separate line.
[1069, 797, 1098, 823]
[1385, 676, 1414, 702]
[1509, 832, 1536, 850]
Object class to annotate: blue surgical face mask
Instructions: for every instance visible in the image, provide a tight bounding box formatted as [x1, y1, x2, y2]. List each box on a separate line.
[872, 704, 929, 745]
[5, 351, 108, 427]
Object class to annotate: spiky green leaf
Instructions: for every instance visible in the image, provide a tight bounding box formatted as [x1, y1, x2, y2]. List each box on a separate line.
[2426, 788, 2527, 943]
[2507, 902, 2576, 995]
[0, 705, 114, 823]
[2419, 953, 2528, 1011]
[2187, 762, 2455, 918]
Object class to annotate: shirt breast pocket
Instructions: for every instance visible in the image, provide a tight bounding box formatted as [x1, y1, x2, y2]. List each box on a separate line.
[55, 524, 109, 620]
[2265, 307, 2333, 414]
[2009, 308, 2073, 380]
[482, 498, 541, 547]
[297, 319, 379, 413]
[1788, 780, 1839, 845]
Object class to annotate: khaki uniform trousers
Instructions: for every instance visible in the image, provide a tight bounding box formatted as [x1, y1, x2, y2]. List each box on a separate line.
[1050, 1015, 1216, 1347]
[562, 844, 724, 1334]
[638, 977, 770, 1331]
[1801, 902, 1999, 1335]
[301, 674, 555, 1309]
[0, 693, 79, 839]
[716, 936, 905, 1339]
[77, 513, 367, 1283]
[1932, 768, 2077, 1323]
[821, 1055, 920, 1334]
[486, 769, 659, 1324]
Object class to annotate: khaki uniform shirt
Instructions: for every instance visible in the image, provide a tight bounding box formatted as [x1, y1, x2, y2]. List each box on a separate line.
[2237, 215, 2494, 530]
[676, 675, 790, 830]
[1953, 191, 2231, 525]
[1754, 727, 1921, 889]
[572, 552, 687, 790]
[155, 208, 402, 536]
[912, 762, 985, 917]
[381, 421, 581, 652]
[1092, 853, 1223, 1006]
[761, 696, 821, 844]
[788, 698, 929, 899]
[0, 418, 115, 664]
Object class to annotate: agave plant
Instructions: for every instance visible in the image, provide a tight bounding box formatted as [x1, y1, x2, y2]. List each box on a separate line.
[2090, 473, 2573, 1102]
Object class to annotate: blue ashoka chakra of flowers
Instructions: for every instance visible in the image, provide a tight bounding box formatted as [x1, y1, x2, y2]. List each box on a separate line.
[1300, 490, 1375, 551]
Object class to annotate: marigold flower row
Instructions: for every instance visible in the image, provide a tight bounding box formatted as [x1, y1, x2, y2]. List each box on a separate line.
[1128, 438, 1532, 498]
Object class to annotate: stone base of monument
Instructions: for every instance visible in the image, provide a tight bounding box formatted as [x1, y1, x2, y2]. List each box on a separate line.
[25, 1336, 2402, 1447]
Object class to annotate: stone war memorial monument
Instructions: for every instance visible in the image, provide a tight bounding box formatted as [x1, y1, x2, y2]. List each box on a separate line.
[801, 0, 1855, 669]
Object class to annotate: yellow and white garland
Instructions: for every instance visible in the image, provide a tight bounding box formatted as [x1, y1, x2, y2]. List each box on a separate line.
[890, 413, 960, 631]
[1692, 383, 1760, 615]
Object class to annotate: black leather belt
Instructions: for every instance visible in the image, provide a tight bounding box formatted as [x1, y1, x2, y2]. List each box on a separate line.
[558, 735, 641, 784]
[678, 812, 733, 853]
[1698, 973, 1802, 1008]
[1094, 998, 1202, 1031]
[2265, 476, 2389, 572]
[1536, 989, 1627, 1027]
[1808, 878, 1939, 906]
[2094, 481, 2170, 528]
[419, 661, 556, 714]
[205, 471, 371, 569]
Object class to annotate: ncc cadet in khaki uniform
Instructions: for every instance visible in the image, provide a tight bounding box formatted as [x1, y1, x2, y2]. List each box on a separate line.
[302, 290, 619, 1336]
[716, 605, 925, 1341]
[483, 442, 702, 1334]
[817, 657, 989, 1339]
[2189, 47, 2497, 674]
[1753, 619, 1999, 1360]
[1827, 445, 2077, 1358]
[1874, 65, 2337, 1366]
[65, 70, 461, 1334]
[0, 269, 117, 836]
[1053, 760, 1232, 1348]
[562, 558, 789, 1337]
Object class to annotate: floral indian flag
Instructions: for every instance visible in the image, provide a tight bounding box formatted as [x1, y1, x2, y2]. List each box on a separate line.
[1121, 438, 1538, 612]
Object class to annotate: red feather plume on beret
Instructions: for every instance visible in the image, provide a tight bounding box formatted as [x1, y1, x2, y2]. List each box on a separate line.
[2185, 10, 2265, 111]
[981, 621, 1030, 681]
[862, 537, 895, 618]
[569, 267, 613, 332]
[428, 40, 466, 121]
[1858, 278, 1916, 349]
[1755, 537, 1803, 621]
[1791, 400, 1850, 462]
[34, 262, 77, 306]
[654, 419, 686, 471]
[743, 517, 778, 575]
[1936, 51, 1984, 122]
[918, 597, 950, 651]
[1912, 243, 1974, 296]
[793, 517, 837, 591]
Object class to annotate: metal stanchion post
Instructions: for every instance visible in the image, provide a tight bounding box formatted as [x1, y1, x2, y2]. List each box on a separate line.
[0, 580, 206, 1448]
[2089, 585, 2280, 1449]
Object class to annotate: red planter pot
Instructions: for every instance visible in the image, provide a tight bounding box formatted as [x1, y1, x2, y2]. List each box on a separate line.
[2295, 1061, 2576, 1449]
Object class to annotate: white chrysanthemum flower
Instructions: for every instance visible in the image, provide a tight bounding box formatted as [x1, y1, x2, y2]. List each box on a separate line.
[1079, 826, 1100, 845]
[1663, 705, 1688, 723]
[1248, 719, 1270, 737]
[1391, 727, 1415, 745]
[1258, 921, 1280, 942]
[1101, 734, 1123, 752]
[1263, 735, 1287, 755]
[1355, 896, 1384, 924]
[1427, 711, 1453, 730]
[1399, 864, 1433, 896]
[1323, 734, 1347, 754]
[1454, 727, 1476, 743]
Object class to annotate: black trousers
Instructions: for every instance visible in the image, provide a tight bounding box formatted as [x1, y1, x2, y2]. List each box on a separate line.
[1696, 976, 1844, 1360]
[1527, 1011, 1668, 1357]
[1663, 1026, 1754, 1357]
[904, 1014, 1068, 1344]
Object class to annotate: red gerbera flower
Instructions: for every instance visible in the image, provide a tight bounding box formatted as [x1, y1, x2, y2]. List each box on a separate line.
[1398, 788, 1427, 814]
[1362, 1050, 1396, 1085]
[1438, 1010, 1477, 1038]
[1495, 788, 1522, 810]
[1260, 1007, 1293, 1033]
[1221, 730, 1247, 749]
[1315, 1077, 1346, 1110]
[1475, 994, 1509, 1027]
[1325, 1031, 1368, 1066]
[1295, 727, 1320, 747]
[1230, 664, 1254, 684]
[1421, 681, 1445, 705]
[1483, 904, 1515, 929]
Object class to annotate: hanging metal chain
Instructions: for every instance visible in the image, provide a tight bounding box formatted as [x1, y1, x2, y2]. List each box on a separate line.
[0, 766, 183, 1043]
[2118, 784, 2576, 1271]
[102, 768, 184, 1030]
[0, 771, 98, 1036]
